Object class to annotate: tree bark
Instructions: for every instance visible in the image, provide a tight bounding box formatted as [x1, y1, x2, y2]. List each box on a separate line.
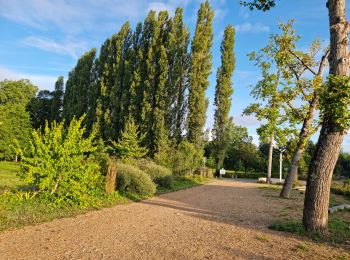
[303, 0, 349, 233]
[105, 159, 118, 194]
[267, 134, 274, 184]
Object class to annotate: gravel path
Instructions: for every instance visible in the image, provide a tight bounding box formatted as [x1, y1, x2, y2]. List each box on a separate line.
[0, 180, 348, 259]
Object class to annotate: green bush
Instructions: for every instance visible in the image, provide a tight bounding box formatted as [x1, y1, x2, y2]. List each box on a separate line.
[20, 116, 105, 207]
[223, 170, 266, 179]
[172, 140, 203, 175]
[331, 180, 350, 196]
[133, 159, 173, 188]
[117, 163, 156, 197]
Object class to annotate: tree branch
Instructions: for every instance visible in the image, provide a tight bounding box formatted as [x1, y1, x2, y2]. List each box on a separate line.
[285, 100, 304, 119]
[288, 50, 317, 75]
[317, 49, 330, 76]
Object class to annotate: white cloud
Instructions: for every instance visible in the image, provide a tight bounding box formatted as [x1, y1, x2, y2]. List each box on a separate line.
[22, 36, 87, 59]
[235, 22, 270, 33]
[0, 66, 57, 91]
[233, 114, 261, 127]
[0, 0, 145, 34]
[147, 2, 175, 14]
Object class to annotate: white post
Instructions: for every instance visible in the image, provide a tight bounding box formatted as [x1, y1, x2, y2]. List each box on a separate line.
[279, 150, 283, 182]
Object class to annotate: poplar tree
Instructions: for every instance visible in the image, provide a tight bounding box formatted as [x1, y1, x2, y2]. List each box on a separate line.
[165, 8, 190, 142]
[109, 22, 133, 140]
[138, 11, 157, 133]
[187, 0, 214, 149]
[143, 11, 170, 156]
[63, 49, 96, 123]
[129, 22, 143, 122]
[212, 25, 235, 169]
[50, 76, 64, 123]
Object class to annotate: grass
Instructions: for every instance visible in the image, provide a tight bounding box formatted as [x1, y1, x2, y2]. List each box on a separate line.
[269, 213, 350, 245]
[0, 161, 23, 192]
[156, 175, 211, 194]
[0, 162, 212, 232]
[0, 191, 130, 232]
[256, 235, 270, 242]
[295, 242, 311, 252]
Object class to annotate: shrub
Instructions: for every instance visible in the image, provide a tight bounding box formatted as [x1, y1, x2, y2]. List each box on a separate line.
[117, 163, 156, 197]
[331, 180, 350, 196]
[172, 140, 203, 175]
[20, 116, 104, 207]
[223, 170, 266, 179]
[133, 159, 173, 188]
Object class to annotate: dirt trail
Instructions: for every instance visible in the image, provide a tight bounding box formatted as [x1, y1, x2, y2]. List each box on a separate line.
[0, 180, 348, 259]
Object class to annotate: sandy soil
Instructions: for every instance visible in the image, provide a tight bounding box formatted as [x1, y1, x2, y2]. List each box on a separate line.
[0, 180, 348, 259]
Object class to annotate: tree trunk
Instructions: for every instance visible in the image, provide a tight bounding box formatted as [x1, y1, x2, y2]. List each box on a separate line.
[303, 0, 349, 233]
[281, 39, 329, 199]
[267, 134, 274, 184]
[105, 159, 118, 194]
[280, 99, 317, 198]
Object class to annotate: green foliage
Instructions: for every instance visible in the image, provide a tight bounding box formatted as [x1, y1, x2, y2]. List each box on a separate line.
[172, 140, 203, 175]
[331, 180, 350, 196]
[335, 152, 350, 177]
[240, 0, 277, 11]
[319, 75, 350, 131]
[110, 117, 148, 161]
[133, 159, 173, 188]
[27, 90, 53, 129]
[63, 49, 96, 124]
[212, 25, 235, 169]
[223, 170, 266, 179]
[0, 189, 128, 231]
[157, 175, 210, 194]
[188, 0, 213, 149]
[166, 8, 190, 142]
[116, 162, 156, 197]
[20, 116, 104, 207]
[213, 123, 264, 173]
[51, 76, 64, 123]
[0, 80, 37, 160]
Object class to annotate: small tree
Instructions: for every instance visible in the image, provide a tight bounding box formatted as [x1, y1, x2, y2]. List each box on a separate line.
[20, 116, 103, 207]
[172, 140, 203, 175]
[110, 117, 148, 161]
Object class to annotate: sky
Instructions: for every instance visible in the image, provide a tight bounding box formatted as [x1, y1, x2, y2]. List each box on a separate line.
[1, 0, 349, 152]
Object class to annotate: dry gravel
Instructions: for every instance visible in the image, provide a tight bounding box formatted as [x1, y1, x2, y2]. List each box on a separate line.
[0, 180, 349, 259]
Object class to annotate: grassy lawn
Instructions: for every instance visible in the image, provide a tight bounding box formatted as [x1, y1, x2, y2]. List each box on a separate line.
[0, 161, 212, 232]
[0, 161, 24, 192]
[260, 183, 350, 247]
[156, 175, 211, 194]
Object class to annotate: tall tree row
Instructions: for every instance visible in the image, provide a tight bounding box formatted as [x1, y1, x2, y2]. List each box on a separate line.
[62, 5, 209, 159]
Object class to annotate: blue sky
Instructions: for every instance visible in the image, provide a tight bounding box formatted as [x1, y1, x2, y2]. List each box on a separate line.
[1, 0, 349, 152]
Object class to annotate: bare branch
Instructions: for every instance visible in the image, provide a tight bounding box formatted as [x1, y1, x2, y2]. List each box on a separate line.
[317, 49, 330, 76]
